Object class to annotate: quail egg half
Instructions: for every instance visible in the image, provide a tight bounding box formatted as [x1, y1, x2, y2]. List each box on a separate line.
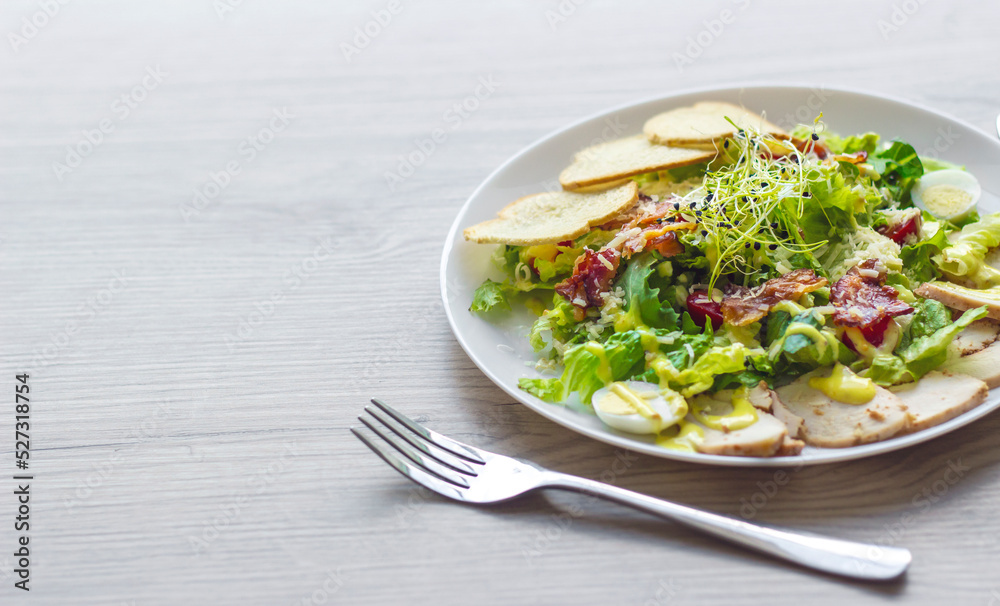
[911, 169, 981, 222]
[592, 381, 686, 434]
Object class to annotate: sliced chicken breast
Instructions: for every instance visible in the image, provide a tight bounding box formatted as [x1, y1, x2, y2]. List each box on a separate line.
[950, 318, 1000, 356]
[690, 411, 790, 457]
[772, 371, 909, 448]
[687, 389, 790, 457]
[888, 370, 988, 432]
[942, 341, 1000, 388]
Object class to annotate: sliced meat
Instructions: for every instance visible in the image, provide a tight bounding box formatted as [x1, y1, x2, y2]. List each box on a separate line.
[687, 389, 790, 457]
[776, 435, 806, 456]
[772, 371, 909, 448]
[746, 382, 774, 411]
[831, 259, 913, 329]
[767, 390, 807, 440]
[888, 370, 988, 433]
[950, 318, 1000, 356]
[942, 341, 1000, 388]
[721, 269, 828, 327]
[554, 247, 621, 318]
[690, 411, 790, 457]
[743, 381, 807, 442]
[915, 281, 1000, 321]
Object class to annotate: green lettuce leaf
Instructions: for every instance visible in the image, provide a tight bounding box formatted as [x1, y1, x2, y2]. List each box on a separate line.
[933, 213, 1000, 287]
[519, 331, 644, 405]
[900, 226, 949, 284]
[823, 132, 880, 155]
[899, 306, 988, 379]
[470, 279, 510, 313]
[618, 251, 678, 330]
[652, 343, 747, 397]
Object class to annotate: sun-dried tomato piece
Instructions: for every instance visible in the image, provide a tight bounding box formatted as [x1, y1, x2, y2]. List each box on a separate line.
[686, 290, 723, 330]
[830, 260, 913, 329]
[720, 269, 829, 327]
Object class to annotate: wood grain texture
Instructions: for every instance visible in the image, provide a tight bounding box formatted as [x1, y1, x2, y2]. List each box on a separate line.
[1, 0, 1000, 603]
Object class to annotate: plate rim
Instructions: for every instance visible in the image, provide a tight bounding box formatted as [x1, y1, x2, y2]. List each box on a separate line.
[440, 82, 1000, 467]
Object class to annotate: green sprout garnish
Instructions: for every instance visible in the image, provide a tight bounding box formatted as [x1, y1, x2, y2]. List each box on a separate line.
[673, 124, 826, 290]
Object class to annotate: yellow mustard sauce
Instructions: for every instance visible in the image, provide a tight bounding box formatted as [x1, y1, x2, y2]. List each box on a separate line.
[690, 386, 758, 432]
[603, 382, 660, 419]
[656, 422, 704, 452]
[808, 363, 876, 405]
[583, 342, 612, 385]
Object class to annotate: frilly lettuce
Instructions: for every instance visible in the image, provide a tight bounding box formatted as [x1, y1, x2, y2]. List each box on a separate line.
[867, 305, 988, 385]
[650, 343, 747, 397]
[520, 331, 644, 405]
[933, 213, 1000, 287]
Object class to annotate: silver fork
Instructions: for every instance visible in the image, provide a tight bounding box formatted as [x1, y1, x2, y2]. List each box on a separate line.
[352, 399, 911, 581]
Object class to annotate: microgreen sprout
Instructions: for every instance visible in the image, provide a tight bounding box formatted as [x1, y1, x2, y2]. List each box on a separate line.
[673, 124, 826, 290]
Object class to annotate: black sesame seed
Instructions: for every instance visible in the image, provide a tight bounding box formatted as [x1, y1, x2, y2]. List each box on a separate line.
[695, 210, 703, 217]
[811, 133, 819, 141]
[770, 222, 778, 229]
[705, 192, 714, 202]
[803, 192, 812, 198]
[761, 181, 769, 187]
[768, 244, 778, 250]
[744, 242, 751, 248]
[701, 230, 708, 237]
[754, 242, 761, 250]
[673, 202, 680, 210]
[724, 140, 730, 149]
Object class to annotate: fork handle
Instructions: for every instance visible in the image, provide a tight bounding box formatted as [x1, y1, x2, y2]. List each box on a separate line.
[541, 471, 910, 581]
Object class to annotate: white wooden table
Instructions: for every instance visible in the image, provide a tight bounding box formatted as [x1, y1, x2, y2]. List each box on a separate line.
[2, 1, 1000, 603]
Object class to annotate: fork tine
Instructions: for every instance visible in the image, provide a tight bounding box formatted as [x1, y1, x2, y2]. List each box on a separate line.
[351, 428, 467, 501]
[364, 405, 479, 476]
[359, 416, 471, 488]
[369, 398, 486, 464]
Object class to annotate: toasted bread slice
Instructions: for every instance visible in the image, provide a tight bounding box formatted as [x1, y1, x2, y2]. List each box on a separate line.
[558, 135, 714, 191]
[644, 101, 788, 146]
[463, 182, 638, 246]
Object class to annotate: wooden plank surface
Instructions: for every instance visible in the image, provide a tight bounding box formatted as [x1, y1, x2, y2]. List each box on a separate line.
[1, 0, 999, 603]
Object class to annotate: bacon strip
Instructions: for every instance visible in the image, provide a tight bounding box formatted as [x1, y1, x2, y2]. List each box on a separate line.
[721, 269, 828, 327]
[555, 248, 621, 320]
[555, 196, 694, 316]
[830, 259, 913, 329]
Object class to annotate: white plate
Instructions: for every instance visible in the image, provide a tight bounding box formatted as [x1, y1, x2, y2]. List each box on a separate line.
[441, 84, 1000, 467]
